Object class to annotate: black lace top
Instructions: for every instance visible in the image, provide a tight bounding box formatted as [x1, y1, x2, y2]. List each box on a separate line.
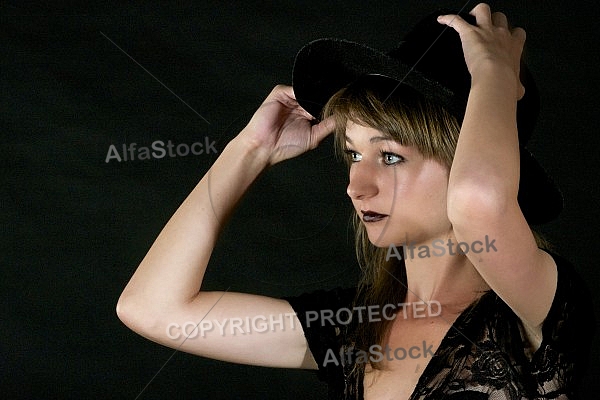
[284, 252, 594, 399]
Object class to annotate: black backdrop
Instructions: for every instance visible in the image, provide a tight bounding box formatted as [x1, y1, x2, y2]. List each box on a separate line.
[2, 1, 599, 398]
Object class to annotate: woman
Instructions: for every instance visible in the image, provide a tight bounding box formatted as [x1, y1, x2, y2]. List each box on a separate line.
[117, 4, 593, 399]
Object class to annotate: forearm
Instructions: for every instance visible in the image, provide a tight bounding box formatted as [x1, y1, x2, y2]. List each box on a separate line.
[117, 133, 269, 312]
[448, 64, 521, 220]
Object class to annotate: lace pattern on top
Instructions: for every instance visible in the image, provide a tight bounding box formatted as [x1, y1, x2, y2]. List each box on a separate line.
[284, 252, 594, 399]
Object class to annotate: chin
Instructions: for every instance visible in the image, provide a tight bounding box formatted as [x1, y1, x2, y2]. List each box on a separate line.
[366, 232, 395, 249]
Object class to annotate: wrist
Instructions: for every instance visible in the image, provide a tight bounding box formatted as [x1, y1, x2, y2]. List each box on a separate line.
[470, 62, 521, 99]
[227, 133, 272, 170]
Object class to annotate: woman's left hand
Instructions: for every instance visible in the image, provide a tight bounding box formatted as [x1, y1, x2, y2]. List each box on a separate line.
[437, 3, 526, 100]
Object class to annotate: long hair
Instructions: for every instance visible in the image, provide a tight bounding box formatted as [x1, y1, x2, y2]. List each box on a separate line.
[322, 78, 550, 377]
[322, 79, 460, 374]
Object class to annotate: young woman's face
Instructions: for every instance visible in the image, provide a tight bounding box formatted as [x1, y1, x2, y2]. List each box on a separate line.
[344, 121, 452, 248]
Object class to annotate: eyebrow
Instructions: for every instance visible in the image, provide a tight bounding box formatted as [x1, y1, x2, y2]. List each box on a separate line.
[345, 135, 396, 145]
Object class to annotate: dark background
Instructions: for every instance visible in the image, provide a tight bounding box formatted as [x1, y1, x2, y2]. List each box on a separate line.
[2, 1, 598, 398]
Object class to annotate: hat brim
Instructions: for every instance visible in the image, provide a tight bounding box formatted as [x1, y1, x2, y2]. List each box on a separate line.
[293, 38, 459, 122]
[292, 38, 563, 225]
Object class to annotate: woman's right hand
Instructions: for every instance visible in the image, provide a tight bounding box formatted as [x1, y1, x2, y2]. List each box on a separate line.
[239, 85, 335, 166]
[117, 84, 327, 371]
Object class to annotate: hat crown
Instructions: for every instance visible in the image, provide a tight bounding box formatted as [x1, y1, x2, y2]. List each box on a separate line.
[386, 11, 539, 144]
[388, 12, 472, 100]
[292, 10, 561, 224]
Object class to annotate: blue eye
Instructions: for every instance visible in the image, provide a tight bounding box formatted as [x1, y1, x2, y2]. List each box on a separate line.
[381, 151, 404, 165]
[343, 149, 362, 162]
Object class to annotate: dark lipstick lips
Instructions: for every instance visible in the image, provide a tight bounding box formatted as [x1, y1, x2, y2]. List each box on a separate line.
[361, 210, 388, 222]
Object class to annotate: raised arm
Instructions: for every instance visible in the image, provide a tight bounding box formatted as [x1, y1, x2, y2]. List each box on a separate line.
[116, 85, 333, 368]
[439, 4, 557, 339]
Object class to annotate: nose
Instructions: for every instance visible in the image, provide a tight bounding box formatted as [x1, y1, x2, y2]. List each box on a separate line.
[347, 162, 379, 200]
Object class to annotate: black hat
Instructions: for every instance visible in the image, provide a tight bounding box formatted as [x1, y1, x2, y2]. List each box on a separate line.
[292, 11, 562, 225]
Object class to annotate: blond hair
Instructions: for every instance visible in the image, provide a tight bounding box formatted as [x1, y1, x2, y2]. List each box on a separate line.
[322, 79, 546, 375]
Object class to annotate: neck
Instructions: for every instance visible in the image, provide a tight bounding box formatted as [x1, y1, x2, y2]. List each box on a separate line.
[392, 235, 490, 310]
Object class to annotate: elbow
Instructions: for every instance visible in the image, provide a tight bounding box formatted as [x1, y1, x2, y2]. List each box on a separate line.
[115, 293, 132, 328]
[116, 286, 188, 343]
[116, 291, 160, 338]
[116, 292, 140, 332]
[447, 180, 515, 231]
